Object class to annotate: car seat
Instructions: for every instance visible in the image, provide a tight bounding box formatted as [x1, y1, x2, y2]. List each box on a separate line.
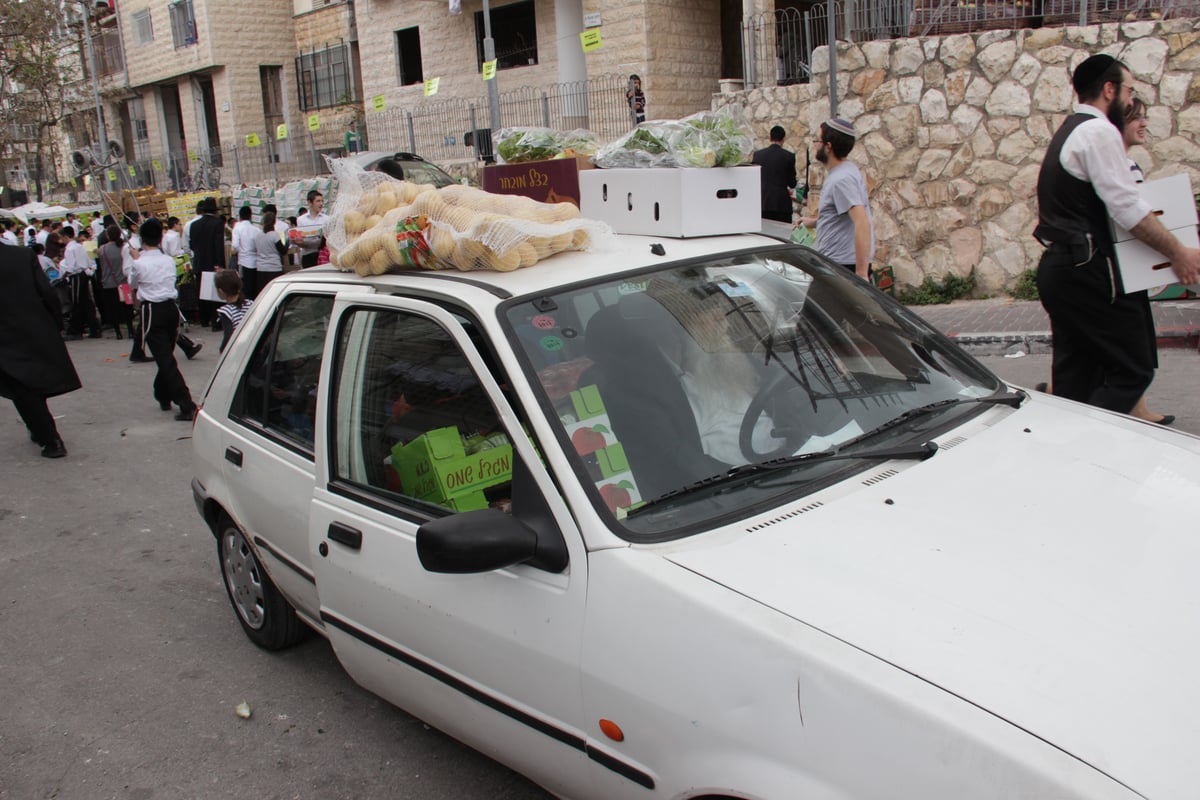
[581, 293, 727, 500]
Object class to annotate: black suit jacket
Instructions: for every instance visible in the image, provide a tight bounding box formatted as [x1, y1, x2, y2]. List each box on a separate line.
[189, 214, 227, 272]
[0, 246, 81, 398]
[752, 143, 798, 223]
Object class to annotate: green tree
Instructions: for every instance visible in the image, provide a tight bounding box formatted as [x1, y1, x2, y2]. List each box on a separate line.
[0, 0, 83, 201]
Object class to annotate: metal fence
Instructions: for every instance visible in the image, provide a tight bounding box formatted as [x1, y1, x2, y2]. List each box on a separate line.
[745, 0, 1200, 90]
[364, 73, 635, 164]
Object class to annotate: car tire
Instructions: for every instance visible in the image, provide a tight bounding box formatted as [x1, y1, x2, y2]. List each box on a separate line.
[217, 514, 306, 651]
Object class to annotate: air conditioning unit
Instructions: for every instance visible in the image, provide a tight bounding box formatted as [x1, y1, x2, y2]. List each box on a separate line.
[71, 150, 92, 170]
[107, 140, 124, 160]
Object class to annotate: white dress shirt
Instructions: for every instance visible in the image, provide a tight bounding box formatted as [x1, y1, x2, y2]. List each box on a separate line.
[231, 219, 258, 268]
[162, 229, 183, 257]
[1058, 104, 1153, 232]
[128, 248, 178, 302]
[59, 240, 93, 275]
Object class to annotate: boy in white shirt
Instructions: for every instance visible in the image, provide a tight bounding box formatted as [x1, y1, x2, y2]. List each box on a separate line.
[61, 227, 101, 339]
[128, 218, 196, 419]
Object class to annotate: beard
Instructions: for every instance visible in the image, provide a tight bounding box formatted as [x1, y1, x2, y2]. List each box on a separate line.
[1107, 97, 1127, 134]
[815, 146, 829, 164]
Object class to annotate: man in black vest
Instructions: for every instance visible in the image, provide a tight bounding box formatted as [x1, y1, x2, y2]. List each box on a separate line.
[1034, 54, 1200, 414]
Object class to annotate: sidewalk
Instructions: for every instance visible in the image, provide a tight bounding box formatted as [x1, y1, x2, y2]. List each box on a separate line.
[908, 297, 1200, 355]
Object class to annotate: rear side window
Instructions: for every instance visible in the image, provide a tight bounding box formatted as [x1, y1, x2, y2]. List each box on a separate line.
[331, 307, 513, 514]
[231, 294, 335, 453]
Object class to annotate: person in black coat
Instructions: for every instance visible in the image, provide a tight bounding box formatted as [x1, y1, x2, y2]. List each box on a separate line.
[187, 196, 227, 327]
[0, 246, 82, 458]
[752, 125, 798, 223]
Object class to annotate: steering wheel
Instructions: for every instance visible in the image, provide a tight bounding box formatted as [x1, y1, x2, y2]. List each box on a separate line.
[738, 373, 811, 462]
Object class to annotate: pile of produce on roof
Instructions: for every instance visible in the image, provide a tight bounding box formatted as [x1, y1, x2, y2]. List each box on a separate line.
[494, 127, 600, 164]
[593, 106, 755, 169]
[325, 157, 610, 275]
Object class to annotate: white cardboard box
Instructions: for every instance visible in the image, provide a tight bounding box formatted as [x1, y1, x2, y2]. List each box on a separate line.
[579, 166, 762, 238]
[1114, 224, 1199, 293]
[1110, 173, 1199, 293]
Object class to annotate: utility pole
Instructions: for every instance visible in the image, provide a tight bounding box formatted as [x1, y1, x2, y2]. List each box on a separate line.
[79, 1, 112, 192]
[482, 0, 501, 133]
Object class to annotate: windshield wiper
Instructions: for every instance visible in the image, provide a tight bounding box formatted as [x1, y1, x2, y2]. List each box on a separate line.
[627, 440, 939, 517]
[843, 390, 1025, 447]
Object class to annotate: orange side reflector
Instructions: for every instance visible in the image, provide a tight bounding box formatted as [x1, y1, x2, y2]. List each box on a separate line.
[598, 719, 624, 742]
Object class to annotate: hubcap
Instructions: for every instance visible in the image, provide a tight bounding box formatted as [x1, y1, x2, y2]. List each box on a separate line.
[222, 528, 266, 630]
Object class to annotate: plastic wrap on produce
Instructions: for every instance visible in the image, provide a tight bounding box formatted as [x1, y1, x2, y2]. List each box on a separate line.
[495, 127, 600, 164]
[592, 105, 755, 169]
[326, 157, 612, 275]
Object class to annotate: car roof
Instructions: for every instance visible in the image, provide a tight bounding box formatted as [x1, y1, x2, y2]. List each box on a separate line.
[280, 231, 789, 301]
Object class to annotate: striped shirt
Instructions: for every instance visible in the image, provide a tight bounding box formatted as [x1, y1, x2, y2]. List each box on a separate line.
[216, 298, 253, 351]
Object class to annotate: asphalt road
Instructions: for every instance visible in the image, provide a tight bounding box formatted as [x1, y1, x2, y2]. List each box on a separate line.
[2, 329, 1197, 800]
[0, 327, 552, 800]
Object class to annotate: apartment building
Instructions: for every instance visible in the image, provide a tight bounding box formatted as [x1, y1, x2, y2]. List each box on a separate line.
[60, 0, 762, 190]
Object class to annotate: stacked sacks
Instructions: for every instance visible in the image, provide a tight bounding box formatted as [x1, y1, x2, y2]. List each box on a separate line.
[326, 157, 609, 276]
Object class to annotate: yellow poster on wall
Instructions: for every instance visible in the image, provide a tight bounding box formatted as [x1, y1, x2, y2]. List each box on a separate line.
[308, 114, 320, 132]
[580, 29, 603, 52]
[372, 94, 386, 112]
[276, 123, 288, 140]
[424, 77, 440, 97]
[246, 133, 262, 147]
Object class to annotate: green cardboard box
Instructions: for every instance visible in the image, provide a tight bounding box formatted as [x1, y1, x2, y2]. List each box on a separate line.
[392, 426, 513, 508]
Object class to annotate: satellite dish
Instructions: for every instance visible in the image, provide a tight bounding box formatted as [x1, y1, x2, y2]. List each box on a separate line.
[107, 140, 124, 160]
[71, 150, 90, 170]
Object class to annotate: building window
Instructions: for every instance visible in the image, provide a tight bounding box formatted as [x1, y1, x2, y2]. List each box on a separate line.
[129, 97, 149, 141]
[133, 9, 153, 44]
[396, 27, 423, 87]
[168, 0, 197, 48]
[296, 44, 351, 111]
[474, 0, 537, 71]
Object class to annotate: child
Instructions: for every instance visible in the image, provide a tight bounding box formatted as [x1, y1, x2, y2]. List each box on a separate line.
[129, 217, 196, 419]
[214, 269, 253, 353]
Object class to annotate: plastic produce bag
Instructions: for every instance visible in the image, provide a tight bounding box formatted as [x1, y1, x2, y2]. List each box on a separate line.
[495, 127, 600, 164]
[593, 105, 755, 169]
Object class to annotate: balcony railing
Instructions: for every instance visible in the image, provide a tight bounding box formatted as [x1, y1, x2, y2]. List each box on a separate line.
[91, 29, 124, 78]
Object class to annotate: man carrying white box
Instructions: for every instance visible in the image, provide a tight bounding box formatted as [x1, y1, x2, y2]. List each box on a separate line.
[1033, 53, 1200, 416]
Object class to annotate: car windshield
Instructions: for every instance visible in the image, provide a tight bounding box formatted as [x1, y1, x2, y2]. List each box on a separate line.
[504, 245, 1004, 540]
[390, 159, 454, 188]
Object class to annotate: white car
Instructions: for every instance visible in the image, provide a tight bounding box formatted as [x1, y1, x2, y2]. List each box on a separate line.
[191, 231, 1200, 800]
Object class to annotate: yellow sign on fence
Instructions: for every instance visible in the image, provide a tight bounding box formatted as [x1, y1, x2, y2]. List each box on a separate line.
[246, 133, 262, 147]
[372, 94, 386, 112]
[276, 123, 288, 140]
[424, 77, 440, 97]
[152, 159, 161, 170]
[308, 114, 320, 132]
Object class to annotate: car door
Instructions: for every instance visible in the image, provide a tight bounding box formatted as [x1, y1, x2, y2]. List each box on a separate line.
[213, 289, 337, 624]
[308, 295, 596, 797]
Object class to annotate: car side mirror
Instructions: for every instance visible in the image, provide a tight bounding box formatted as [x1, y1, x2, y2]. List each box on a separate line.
[417, 509, 538, 574]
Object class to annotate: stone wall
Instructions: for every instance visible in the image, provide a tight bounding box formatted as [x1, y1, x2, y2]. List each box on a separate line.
[719, 18, 1200, 294]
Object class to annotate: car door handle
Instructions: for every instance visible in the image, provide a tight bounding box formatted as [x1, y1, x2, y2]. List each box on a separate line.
[224, 447, 243, 467]
[327, 522, 363, 550]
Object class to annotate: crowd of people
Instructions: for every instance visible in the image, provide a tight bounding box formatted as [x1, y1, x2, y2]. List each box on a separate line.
[0, 187, 330, 458]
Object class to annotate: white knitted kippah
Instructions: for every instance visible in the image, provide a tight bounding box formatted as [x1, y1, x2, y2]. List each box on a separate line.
[825, 117, 856, 138]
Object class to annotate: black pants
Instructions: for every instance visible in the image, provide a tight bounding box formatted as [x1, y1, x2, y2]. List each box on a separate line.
[141, 300, 193, 411]
[0, 368, 60, 446]
[1037, 247, 1155, 414]
[67, 273, 99, 336]
[101, 287, 134, 338]
[241, 267, 258, 300]
[301, 251, 319, 268]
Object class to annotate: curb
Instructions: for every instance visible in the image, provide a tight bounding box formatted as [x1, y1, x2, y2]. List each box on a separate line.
[944, 330, 1200, 356]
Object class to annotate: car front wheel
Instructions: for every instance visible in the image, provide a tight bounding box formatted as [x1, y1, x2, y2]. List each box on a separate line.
[217, 515, 306, 650]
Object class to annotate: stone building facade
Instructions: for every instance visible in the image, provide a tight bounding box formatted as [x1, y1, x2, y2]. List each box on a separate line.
[719, 18, 1200, 293]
